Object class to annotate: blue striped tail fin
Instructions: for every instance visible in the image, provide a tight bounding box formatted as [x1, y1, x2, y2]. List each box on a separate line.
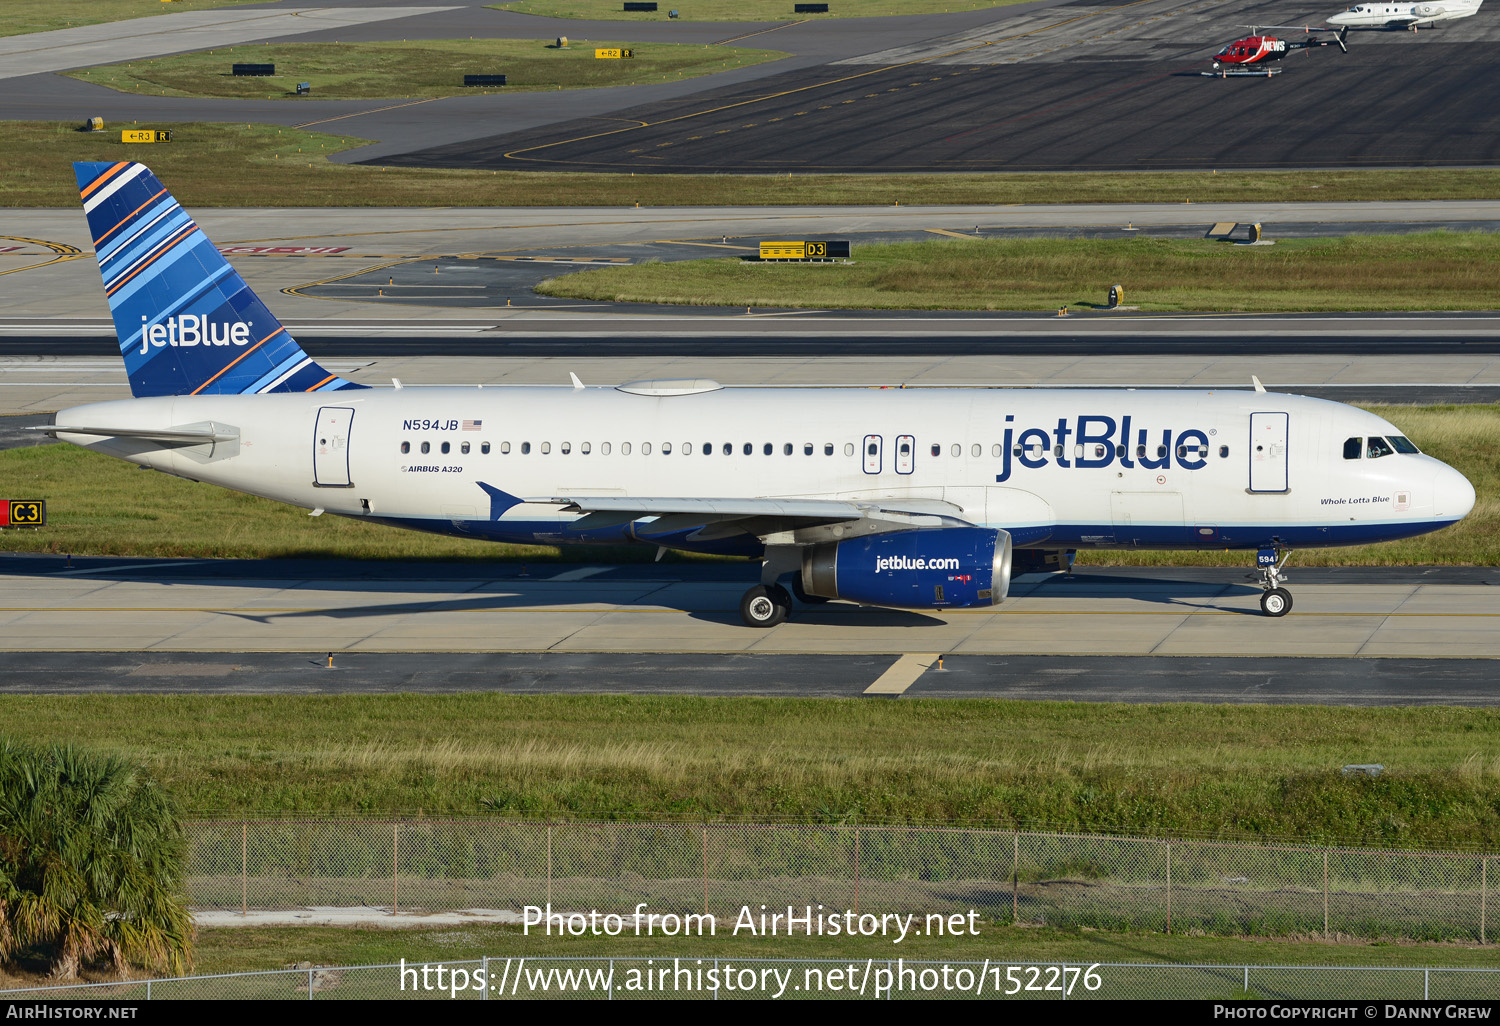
[74, 161, 365, 398]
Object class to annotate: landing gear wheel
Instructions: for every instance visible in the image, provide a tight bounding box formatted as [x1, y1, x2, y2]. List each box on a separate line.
[740, 584, 791, 628]
[789, 576, 829, 605]
[1260, 588, 1293, 617]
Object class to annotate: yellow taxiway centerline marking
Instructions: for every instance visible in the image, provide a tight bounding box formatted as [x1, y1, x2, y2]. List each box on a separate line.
[864, 652, 939, 696]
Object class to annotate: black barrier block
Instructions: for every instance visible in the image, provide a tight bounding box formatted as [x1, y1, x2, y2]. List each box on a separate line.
[823, 240, 851, 259]
[624, 2, 658, 9]
[463, 74, 508, 86]
[795, 3, 830, 11]
[232, 63, 275, 77]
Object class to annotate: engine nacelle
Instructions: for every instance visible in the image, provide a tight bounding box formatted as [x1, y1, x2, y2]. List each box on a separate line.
[800, 527, 1012, 610]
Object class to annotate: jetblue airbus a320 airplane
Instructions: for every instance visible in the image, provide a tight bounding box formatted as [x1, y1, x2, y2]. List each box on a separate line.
[41, 162, 1476, 627]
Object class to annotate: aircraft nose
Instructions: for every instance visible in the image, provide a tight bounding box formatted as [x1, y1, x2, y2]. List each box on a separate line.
[1432, 461, 1476, 520]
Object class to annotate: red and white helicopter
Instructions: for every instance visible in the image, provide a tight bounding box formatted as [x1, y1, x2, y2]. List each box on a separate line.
[1207, 25, 1349, 75]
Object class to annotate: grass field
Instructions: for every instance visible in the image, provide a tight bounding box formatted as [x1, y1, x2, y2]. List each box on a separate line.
[1, 405, 1493, 566]
[537, 234, 1500, 312]
[8, 122, 1500, 208]
[4, 922, 1493, 990]
[1, 0, 258, 38]
[181, 922, 1500, 975]
[490, 0, 1023, 20]
[65, 39, 785, 101]
[0, 696, 1498, 848]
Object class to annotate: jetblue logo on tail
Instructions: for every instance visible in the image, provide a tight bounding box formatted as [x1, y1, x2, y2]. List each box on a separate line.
[138, 314, 251, 355]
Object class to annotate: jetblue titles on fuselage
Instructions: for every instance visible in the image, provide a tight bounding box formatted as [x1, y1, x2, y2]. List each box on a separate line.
[992, 413, 1211, 482]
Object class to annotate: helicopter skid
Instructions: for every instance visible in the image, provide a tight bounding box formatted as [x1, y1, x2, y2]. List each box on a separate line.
[1202, 66, 1283, 77]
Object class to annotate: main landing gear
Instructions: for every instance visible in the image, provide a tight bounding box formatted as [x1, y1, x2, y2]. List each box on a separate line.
[740, 583, 792, 627]
[1256, 547, 1294, 617]
[740, 545, 800, 628]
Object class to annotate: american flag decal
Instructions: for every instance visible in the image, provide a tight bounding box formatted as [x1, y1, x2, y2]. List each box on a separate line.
[462, 419, 482, 430]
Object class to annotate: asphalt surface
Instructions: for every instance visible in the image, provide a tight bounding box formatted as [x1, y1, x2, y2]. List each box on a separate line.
[384, 39, 1500, 173]
[6, 0, 1500, 171]
[3, 649, 1498, 704]
[12, 332, 1500, 359]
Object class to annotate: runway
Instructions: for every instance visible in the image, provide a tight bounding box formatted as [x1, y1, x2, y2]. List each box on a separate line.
[2, 559, 1497, 703]
[4, 650, 1498, 705]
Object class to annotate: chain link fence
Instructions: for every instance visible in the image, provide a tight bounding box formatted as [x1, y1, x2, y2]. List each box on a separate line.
[6, 959, 1500, 1001]
[183, 820, 1495, 943]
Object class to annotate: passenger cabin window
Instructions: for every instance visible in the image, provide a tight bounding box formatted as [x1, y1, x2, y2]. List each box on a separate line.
[845, 443, 855, 456]
[400, 441, 410, 454]
[1343, 437, 1362, 460]
[441, 441, 450, 455]
[582, 442, 591, 455]
[1367, 436, 1394, 459]
[764, 443, 773, 455]
[622, 442, 632, 455]
[521, 442, 531, 455]
[461, 442, 470, 455]
[662, 442, 672, 455]
[421, 441, 431, 454]
[1219, 445, 1229, 458]
[482, 442, 492, 455]
[540, 442, 551, 454]
[561, 442, 571, 455]
[641, 442, 652, 455]
[825, 443, 834, 456]
[992, 444, 1002, 457]
[743, 443, 752, 456]
[601, 442, 611, 455]
[931, 444, 941, 457]
[804, 443, 814, 456]
[784, 443, 793, 456]
[950, 444, 961, 458]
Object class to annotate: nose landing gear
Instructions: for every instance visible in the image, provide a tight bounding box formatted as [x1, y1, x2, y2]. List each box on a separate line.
[1256, 547, 1294, 617]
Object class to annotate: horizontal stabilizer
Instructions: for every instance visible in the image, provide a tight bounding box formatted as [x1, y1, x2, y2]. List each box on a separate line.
[33, 424, 238, 443]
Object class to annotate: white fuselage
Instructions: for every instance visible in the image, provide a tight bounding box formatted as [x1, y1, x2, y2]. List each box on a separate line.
[1327, 0, 1482, 27]
[53, 384, 1474, 556]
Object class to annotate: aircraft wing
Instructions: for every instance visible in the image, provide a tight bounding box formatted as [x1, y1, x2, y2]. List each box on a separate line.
[538, 494, 971, 542]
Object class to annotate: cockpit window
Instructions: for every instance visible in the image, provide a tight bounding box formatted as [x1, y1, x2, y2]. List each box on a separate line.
[1367, 436, 1394, 459]
[1389, 435, 1420, 454]
[1343, 437, 1362, 460]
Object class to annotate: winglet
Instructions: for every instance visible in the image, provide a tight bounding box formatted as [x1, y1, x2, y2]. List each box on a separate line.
[1252, 375, 1267, 393]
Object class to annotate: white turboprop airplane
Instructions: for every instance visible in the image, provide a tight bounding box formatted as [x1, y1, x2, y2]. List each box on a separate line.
[39, 161, 1476, 627]
[1326, 0, 1483, 29]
